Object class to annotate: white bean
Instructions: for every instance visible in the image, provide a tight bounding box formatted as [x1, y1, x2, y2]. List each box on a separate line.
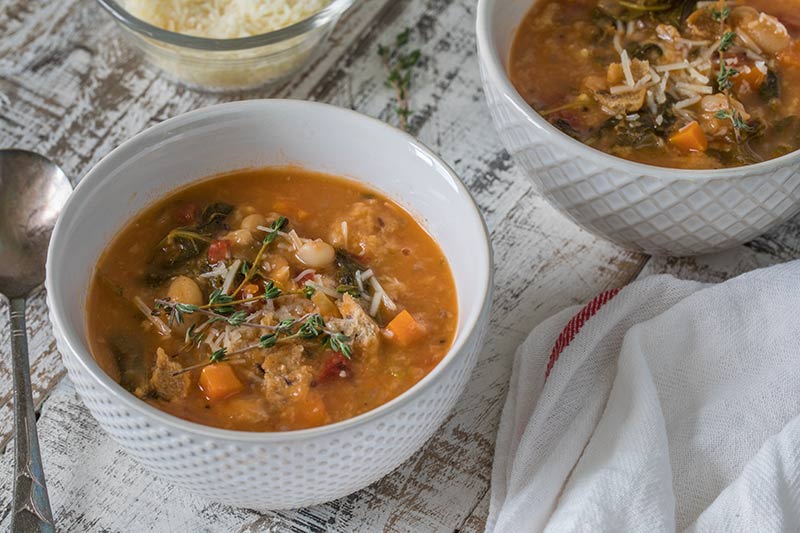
[735, 9, 791, 55]
[296, 240, 335, 268]
[168, 276, 203, 306]
[241, 214, 267, 232]
[228, 229, 253, 247]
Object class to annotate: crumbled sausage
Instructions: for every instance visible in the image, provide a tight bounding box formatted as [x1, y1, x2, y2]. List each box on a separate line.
[149, 347, 190, 401]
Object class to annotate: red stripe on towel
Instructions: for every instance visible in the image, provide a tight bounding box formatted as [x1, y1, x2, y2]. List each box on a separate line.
[545, 288, 621, 380]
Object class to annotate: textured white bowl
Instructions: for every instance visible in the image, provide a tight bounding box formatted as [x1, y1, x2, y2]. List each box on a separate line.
[476, 0, 800, 256]
[45, 100, 492, 510]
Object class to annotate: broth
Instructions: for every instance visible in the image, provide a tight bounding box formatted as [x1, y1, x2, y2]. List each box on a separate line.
[86, 166, 457, 431]
[510, 0, 800, 169]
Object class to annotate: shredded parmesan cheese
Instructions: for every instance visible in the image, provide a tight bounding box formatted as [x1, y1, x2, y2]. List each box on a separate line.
[688, 66, 709, 84]
[676, 38, 711, 47]
[610, 84, 643, 95]
[674, 95, 701, 110]
[655, 60, 691, 73]
[287, 230, 303, 250]
[369, 290, 382, 317]
[646, 90, 657, 115]
[736, 31, 763, 54]
[293, 269, 315, 282]
[134, 296, 172, 337]
[222, 259, 241, 294]
[355, 270, 364, 294]
[200, 261, 228, 279]
[676, 82, 713, 95]
[341, 221, 348, 247]
[307, 281, 339, 299]
[369, 276, 397, 312]
[620, 50, 635, 86]
[613, 32, 623, 54]
[122, 0, 330, 39]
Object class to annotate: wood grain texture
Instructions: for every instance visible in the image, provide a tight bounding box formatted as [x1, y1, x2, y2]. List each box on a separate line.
[2, 0, 795, 530]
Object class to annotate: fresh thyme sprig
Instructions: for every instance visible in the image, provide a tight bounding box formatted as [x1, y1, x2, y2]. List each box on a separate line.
[173, 346, 240, 376]
[169, 312, 353, 376]
[302, 285, 316, 299]
[712, 1, 749, 142]
[231, 216, 287, 298]
[378, 28, 423, 131]
[155, 281, 283, 328]
[714, 108, 752, 132]
[711, 5, 730, 23]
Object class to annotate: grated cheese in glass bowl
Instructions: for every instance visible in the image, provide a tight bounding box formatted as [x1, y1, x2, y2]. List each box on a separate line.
[97, 0, 356, 92]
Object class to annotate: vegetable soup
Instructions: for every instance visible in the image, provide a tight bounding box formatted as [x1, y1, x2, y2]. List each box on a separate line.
[86, 167, 457, 432]
[509, 0, 800, 169]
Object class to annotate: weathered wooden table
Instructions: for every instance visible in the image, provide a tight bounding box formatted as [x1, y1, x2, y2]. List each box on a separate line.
[1, 0, 798, 531]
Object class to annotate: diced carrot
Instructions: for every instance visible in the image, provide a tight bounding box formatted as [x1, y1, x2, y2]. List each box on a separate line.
[733, 65, 766, 93]
[311, 291, 341, 318]
[385, 309, 424, 347]
[207, 239, 230, 263]
[778, 41, 800, 68]
[669, 121, 708, 152]
[199, 363, 244, 400]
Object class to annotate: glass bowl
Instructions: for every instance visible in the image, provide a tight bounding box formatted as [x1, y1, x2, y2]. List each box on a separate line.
[96, 0, 356, 92]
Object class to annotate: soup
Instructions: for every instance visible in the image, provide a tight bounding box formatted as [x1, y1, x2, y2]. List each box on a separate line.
[86, 167, 457, 432]
[509, 0, 800, 169]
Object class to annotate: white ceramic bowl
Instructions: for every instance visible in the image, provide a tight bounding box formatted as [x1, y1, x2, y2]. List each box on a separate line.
[45, 100, 492, 510]
[476, 0, 800, 256]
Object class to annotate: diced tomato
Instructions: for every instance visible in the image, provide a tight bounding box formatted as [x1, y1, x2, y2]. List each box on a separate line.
[207, 239, 230, 263]
[175, 202, 198, 224]
[317, 352, 350, 383]
[298, 270, 316, 283]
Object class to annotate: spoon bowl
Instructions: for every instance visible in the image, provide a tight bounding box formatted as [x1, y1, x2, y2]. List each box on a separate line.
[0, 149, 72, 532]
[0, 150, 72, 298]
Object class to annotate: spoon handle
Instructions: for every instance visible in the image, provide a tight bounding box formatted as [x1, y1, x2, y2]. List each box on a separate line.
[10, 297, 55, 533]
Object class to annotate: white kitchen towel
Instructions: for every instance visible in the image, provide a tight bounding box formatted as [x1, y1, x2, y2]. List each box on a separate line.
[487, 261, 800, 533]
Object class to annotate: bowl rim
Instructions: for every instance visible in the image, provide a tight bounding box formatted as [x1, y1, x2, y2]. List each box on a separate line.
[475, 0, 800, 180]
[46, 99, 494, 443]
[95, 0, 357, 51]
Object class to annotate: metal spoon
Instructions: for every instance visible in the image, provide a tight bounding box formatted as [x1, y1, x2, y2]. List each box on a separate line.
[0, 150, 72, 532]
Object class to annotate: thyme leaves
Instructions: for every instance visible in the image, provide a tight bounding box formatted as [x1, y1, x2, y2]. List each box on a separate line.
[378, 28, 423, 131]
[162, 300, 353, 376]
[231, 216, 287, 298]
[713, 2, 749, 142]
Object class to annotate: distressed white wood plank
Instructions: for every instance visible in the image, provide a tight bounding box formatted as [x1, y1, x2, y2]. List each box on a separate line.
[458, 489, 490, 533]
